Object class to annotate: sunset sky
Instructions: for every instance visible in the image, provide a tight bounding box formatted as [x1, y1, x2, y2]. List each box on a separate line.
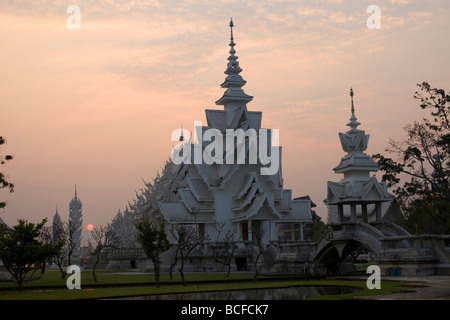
[1, 0, 449, 241]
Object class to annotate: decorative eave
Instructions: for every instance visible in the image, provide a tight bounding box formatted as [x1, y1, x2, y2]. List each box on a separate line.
[326, 177, 394, 205]
[279, 199, 312, 222]
[294, 195, 317, 208]
[333, 152, 379, 173]
[193, 161, 240, 190]
[233, 172, 259, 200]
[158, 201, 215, 224]
[360, 178, 394, 202]
[232, 182, 263, 211]
[178, 189, 215, 213]
[230, 193, 282, 222]
[215, 89, 253, 106]
[274, 189, 292, 212]
[187, 177, 213, 202]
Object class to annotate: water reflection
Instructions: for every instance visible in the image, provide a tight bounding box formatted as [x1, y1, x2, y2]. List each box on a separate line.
[120, 286, 360, 300]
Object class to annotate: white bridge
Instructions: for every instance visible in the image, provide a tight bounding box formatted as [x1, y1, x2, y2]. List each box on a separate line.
[273, 221, 450, 276]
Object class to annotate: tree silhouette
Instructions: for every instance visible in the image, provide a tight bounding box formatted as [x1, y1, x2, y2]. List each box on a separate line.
[0, 136, 14, 210]
[373, 82, 450, 234]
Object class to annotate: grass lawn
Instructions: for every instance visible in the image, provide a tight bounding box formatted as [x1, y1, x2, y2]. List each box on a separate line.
[0, 269, 409, 300]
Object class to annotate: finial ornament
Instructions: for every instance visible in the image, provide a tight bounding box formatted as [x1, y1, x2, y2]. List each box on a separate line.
[347, 87, 361, 131]
[229, 18, 236, 55]
[229, 18, 234, 40]
[350, 87, 355, 115]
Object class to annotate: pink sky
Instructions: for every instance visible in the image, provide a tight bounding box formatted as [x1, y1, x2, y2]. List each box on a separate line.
[1, 0, 449, 241]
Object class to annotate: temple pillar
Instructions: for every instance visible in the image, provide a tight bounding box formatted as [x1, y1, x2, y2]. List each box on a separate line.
[375, 203, 382, 222]
[350, 204, 357, 222]
[300, 223, 304, 241]
[338, 204, 344, 222]
[269, 220, 275, 242]
[361, 204, 368, 223]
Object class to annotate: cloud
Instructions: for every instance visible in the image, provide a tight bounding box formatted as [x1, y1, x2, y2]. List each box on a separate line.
[1, 0, 450, 226]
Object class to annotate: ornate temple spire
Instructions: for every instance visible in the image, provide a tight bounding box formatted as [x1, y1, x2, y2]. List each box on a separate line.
[334, 88, 378, 174]
[347, 88, 361, 132]
[216, 18, 253, 106]
[326, 88, 394, 223]
[74, 184, 78, 200]
[226, 18, 241, 75]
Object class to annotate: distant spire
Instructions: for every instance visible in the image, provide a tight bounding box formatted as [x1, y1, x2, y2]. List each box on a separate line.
[74, 184, 78, 200]
[347, 87, 361, 132]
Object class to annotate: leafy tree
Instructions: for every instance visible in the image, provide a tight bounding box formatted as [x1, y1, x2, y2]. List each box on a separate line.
[135, 217, 170, 288]
[373, 82, 450, 234]
[0, 136, 14, 210]
[0, 219, 61, 290]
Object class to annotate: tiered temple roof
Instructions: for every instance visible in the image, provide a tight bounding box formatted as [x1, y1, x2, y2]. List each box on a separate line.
[158, 20, 313, 235]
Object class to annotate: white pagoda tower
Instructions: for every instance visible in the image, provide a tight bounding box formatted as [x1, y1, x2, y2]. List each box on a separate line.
[325, 89, 394, 223]
[69, 185, 83, 257]
[157, 20, 313, 245]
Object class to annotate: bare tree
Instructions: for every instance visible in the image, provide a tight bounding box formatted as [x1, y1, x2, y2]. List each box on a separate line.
[66, 222, 77, 267]
[170, 224, 203, 286]
[89, 225, 119, 282]
[38, 226, 57, 275]
[212, 221, 238, 277]
[251, 224, 264, 283]
[52, 221, 70, 279]
[169, 245, 180, 280]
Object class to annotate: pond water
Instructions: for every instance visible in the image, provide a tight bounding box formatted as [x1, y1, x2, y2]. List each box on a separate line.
[116, 286, 361, 300]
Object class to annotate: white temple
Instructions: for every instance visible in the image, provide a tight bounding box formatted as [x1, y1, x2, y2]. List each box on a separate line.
[325, 89, 394, 223]
[156, 19, 314, 245]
